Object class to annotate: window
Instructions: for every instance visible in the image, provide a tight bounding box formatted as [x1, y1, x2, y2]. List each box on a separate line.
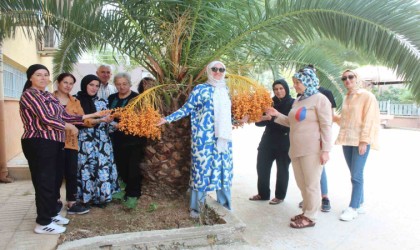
[37, 26, 59, 52]
[3, 63, 26, 99]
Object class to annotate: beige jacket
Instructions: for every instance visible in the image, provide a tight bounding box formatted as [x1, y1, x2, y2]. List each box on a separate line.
[274, 93, 332, 159]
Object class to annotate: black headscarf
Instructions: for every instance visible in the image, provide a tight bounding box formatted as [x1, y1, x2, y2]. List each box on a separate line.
[76, 74, 101, 114]
[272, 79, 293, 116]
[256, 79, 294, 150]
[23, 64, 50, 92]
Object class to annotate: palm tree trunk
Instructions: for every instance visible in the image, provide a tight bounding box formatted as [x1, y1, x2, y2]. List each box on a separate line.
[141, 118, 192, 197]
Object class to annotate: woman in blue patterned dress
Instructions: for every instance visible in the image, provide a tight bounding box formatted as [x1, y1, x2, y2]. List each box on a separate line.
[158, 61, 241, 218]
[76, 74, 119, 208]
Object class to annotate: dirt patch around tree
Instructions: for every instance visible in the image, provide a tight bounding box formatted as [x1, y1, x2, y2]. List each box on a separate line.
[58, 193, 225, 245]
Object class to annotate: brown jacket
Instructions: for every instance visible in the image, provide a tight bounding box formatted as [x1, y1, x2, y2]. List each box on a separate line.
[53, 92, 95, 150]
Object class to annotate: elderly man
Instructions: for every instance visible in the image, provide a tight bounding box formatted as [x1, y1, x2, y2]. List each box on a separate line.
[96, 64, 117, 100]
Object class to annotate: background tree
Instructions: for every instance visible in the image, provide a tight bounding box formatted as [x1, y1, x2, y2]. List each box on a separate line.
[373, 86, 416, 103]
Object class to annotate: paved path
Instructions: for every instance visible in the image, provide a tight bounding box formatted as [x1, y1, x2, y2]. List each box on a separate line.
[225, 124, 420, 249]
[0, 181, 59, 250]
[1, 125, 420, 249]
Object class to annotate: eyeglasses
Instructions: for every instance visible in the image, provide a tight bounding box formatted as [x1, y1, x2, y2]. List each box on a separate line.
[211, 67, 226, 73]
[341, 75, 355, 81]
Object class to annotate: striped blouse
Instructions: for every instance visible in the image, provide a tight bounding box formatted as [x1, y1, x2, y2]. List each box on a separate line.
[19, 88, 83, 142]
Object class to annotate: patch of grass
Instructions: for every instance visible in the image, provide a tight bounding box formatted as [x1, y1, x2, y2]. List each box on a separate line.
[147, 202, 158, 212]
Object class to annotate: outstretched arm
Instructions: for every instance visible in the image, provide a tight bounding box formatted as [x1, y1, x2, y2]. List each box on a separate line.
[160, 85, 205, 124]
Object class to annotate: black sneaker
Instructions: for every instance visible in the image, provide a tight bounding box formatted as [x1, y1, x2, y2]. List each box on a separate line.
[91, 203, 107, 209]
[321, 198, 331, 212]
[67, 203, 90, 215]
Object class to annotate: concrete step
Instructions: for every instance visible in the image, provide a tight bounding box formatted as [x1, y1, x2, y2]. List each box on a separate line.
[7, 153, 31, 180]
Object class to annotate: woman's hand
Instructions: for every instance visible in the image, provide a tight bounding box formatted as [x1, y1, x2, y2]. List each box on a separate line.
[65, 123, 79, 136]
[359, 142, 368, 155]
[265, 107, 280, 117]
[157, 118, 167, 126]
[333, 114, 341, 123]
[97, 109, 112, 117]
[320, 151, 329, 165]
[101, 114, 114, 124]
[238, 115, 249, 125]
[256, 114, 271, 123]
[260, 114, 272, 121]
[82, 110, 112, 120]
[111, 110, 121, 119]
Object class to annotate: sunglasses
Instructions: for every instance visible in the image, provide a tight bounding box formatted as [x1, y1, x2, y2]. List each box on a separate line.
[341, 75, 355, 81]
[211, 67, 226, 73]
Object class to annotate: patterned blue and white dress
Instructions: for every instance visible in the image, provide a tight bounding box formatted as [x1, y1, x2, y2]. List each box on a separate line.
[165, 83, 233, 192]
[77, 97, 120, 204]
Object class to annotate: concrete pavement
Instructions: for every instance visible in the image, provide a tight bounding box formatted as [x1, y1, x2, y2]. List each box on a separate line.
[1, 125, 420, 249]
[224, 124, 420, 249]
[0, 180, 59, 250]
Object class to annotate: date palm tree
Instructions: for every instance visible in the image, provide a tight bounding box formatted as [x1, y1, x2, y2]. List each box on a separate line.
[2, 0, 419, 195]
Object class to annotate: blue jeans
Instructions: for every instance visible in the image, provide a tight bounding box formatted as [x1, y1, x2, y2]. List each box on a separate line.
[190, 188, 231, 212]
[320, 166, 328, 196]
[342, 145, 370, 209]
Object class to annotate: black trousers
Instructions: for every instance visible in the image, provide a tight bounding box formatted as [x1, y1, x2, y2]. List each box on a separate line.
[56, 149, 78, 202]
[22, 138, 64, 225]
[256, 148, 291, 200]
[113, 143, 144, 198]
[53, 150, 78, 203]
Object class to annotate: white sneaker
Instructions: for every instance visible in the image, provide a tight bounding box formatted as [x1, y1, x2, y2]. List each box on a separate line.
[340, 207, 358, 221]
[34, 222, 66, 234]
[52, 214, 70, 225]
[357, 204, 366, 214]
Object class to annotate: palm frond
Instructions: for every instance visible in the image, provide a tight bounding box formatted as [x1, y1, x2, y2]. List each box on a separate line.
[4, 0, 420, 102]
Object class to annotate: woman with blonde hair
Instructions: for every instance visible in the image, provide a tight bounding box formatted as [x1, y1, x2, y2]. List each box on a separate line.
[335, 69, 380, 221]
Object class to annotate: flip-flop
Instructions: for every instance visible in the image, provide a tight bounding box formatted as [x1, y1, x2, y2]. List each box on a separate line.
[249, 194, 268, 201]
[269, 198, 283, 205]
[290, 216, 316, 229]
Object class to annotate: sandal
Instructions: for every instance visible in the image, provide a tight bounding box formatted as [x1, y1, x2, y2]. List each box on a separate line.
[249, 194, 268, 201]
[290, 216, 316, 229]
[291, 213, 304, 222]
[269, 198, 283, 205]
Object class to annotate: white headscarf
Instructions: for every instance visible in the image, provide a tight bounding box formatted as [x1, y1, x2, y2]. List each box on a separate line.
[206, 61, 232, 153]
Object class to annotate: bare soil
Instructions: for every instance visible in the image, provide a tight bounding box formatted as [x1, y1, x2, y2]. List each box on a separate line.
[58, 194, 224, 244]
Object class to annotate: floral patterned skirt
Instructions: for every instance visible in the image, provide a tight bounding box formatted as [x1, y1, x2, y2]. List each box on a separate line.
[77, 127, 119, 204]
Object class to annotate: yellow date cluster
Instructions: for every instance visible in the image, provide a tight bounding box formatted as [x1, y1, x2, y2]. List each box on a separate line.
[116, 106, 162, 140]
[231, 88, 272, 125]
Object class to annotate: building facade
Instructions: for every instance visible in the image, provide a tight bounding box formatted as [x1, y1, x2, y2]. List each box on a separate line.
[0, 29, 55, 181]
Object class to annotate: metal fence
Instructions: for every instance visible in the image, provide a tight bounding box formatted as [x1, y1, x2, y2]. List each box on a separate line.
[379, 101, 420, 116]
